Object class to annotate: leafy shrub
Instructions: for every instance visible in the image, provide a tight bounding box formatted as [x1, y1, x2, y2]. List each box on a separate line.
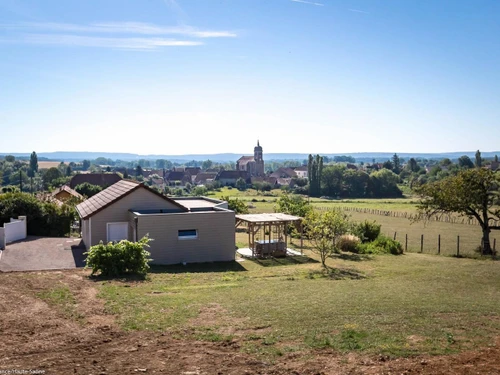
[356, 235, 403, 255]
[354, 220, 381, 243]
[0, 192, 74, 236]
[275, 193, 312, 218]
[221, 196, 249, 214]
[337, 234, 360, 252]
[85, 235, 152, 277]
[75, 182, 102, 198]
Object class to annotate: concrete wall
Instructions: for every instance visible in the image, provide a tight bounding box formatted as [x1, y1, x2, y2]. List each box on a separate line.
[0, 227, 4, 250]
[0, 216, 27, 249]
[133, 210, 235, 265]
[88, 188, 182, 247]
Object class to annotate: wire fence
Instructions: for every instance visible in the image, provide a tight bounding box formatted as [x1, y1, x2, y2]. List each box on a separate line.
[313, 206, 498, 256]
[316, 206, 500, 227]
[380, 229, 497, 257]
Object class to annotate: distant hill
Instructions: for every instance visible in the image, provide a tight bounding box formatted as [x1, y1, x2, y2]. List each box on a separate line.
[1, 151, 499, 163]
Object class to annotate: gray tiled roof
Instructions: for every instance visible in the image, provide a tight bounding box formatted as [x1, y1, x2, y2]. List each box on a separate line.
[76, 180, 140, 219]
[69, 173, 122, 189]
[76, 180, 187, 219]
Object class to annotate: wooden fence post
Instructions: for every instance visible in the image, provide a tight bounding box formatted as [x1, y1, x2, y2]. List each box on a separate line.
[420, 234, 424, 253]
[394, 232, 397, 240]
[405, 234, 408, 252]
[438, 234, 441, 255]
[457, 235, 460, 257]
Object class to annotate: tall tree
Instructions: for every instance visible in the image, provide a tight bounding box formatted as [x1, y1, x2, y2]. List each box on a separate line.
[156, 159, 166, 169]
[307, 154, 324, 197]
[475, 150, 482, 168]
[29, 151, 38, 177]
[135, 165, 143, 177]
[202, 159, 213, 170]
[82, 160, 91, 170]
[307, 154, 313, 194]
[415, 168, 500, 255]
[458, 155, 474, 169]
[392, 153, 401, 174]
[407, 158, 418, 172]
[43, 167, 62, 186]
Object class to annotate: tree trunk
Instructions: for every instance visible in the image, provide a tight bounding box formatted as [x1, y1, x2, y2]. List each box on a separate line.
[482, 226, 493, 255]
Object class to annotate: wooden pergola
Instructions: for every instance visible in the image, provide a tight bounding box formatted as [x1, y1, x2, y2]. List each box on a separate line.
[235, 213, 303, 258]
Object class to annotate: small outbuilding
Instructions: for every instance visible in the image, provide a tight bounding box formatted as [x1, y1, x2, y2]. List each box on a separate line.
[235, 213, 303, 258]
[76, 180, 235, 265]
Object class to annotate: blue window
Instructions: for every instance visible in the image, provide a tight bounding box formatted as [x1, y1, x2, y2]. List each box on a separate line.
[178, 229, 198, 240]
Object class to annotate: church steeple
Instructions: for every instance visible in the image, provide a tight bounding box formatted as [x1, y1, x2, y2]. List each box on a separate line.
[254, 140, 263, 164]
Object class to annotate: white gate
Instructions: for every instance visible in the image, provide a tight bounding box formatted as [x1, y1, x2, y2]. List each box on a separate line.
[0, 216, 27, 249]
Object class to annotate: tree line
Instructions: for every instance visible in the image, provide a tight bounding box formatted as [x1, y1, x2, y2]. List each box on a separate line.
[306, 154, 402, 199]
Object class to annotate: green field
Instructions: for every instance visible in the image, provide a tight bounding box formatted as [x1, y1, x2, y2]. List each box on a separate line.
[213, 188, 494, 257]
[99, 253, 500, 358]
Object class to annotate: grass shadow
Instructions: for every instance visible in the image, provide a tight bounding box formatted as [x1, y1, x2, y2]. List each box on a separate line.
[250, 255, 318, 267]
[307, 266, 366, 280]
[149, 260, 247, 274]
[88, 273, 149, 283]
[87, 261, 247, 282]
[333, 253, 374, 262]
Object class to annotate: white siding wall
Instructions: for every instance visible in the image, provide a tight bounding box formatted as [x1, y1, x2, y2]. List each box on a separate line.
[135, 210, 235, 265]
[81, 219, 90, 249]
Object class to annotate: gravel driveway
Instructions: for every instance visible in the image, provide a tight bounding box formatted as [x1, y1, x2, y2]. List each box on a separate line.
[0, 236, 86, 272]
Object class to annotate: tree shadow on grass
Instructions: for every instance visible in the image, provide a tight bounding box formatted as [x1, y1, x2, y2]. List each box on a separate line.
[249, 255, 318, 267]
[308, 266, 366, 280]
[332, 253, 374, 262]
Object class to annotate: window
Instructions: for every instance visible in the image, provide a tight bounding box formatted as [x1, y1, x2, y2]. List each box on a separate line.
[107, 222, 129, 243]
[178, 229, 198, 240]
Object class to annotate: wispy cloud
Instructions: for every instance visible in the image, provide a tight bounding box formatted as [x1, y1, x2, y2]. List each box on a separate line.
[0, 21, 236, 50]
[348, 9, 369, 14]
[290, 0, 324, 6]
[1, 22, 237, 38]
[0, 34, 202, 49]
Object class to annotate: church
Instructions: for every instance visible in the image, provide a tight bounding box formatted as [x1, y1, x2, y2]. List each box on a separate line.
[236, 141, 265, 177]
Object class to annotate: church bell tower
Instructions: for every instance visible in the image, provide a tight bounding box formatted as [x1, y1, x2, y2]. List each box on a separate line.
[253, 140, 264, 176]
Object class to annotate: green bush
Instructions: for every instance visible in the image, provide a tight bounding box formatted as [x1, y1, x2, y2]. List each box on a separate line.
[356, 235, 403, 255]
[221, 196, 249, 214]
[85, 235, 152, 277]
[0, 192, 74, 236]
[354, 220, 381, 243]
[75, 182, 102, 198]
[337, 234, 360, 252]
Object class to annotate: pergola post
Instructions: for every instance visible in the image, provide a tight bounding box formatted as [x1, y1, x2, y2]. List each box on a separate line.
[248, 222, 252, 257]
[300, 222, 303, 255]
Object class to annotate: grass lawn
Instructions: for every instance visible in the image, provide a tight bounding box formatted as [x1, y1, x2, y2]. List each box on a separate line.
[98, 252, 500, 359]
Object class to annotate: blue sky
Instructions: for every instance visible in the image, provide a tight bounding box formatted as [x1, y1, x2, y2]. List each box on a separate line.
[1, 0, 499, 155]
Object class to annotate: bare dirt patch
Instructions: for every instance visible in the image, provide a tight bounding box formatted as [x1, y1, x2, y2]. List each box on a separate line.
[0, 270, 499, 374]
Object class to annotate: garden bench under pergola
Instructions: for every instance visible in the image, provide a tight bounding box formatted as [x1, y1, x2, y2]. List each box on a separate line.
[235, 213, 303, 258]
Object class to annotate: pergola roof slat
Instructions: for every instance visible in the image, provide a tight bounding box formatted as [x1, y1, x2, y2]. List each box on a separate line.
[235, 213, 302, 223]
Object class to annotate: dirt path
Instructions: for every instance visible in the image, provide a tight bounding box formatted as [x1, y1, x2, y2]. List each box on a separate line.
[0, 270, 498, 375]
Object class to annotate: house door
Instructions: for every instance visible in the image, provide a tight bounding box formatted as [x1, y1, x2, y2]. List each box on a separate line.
[107, 222, 129, 243]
